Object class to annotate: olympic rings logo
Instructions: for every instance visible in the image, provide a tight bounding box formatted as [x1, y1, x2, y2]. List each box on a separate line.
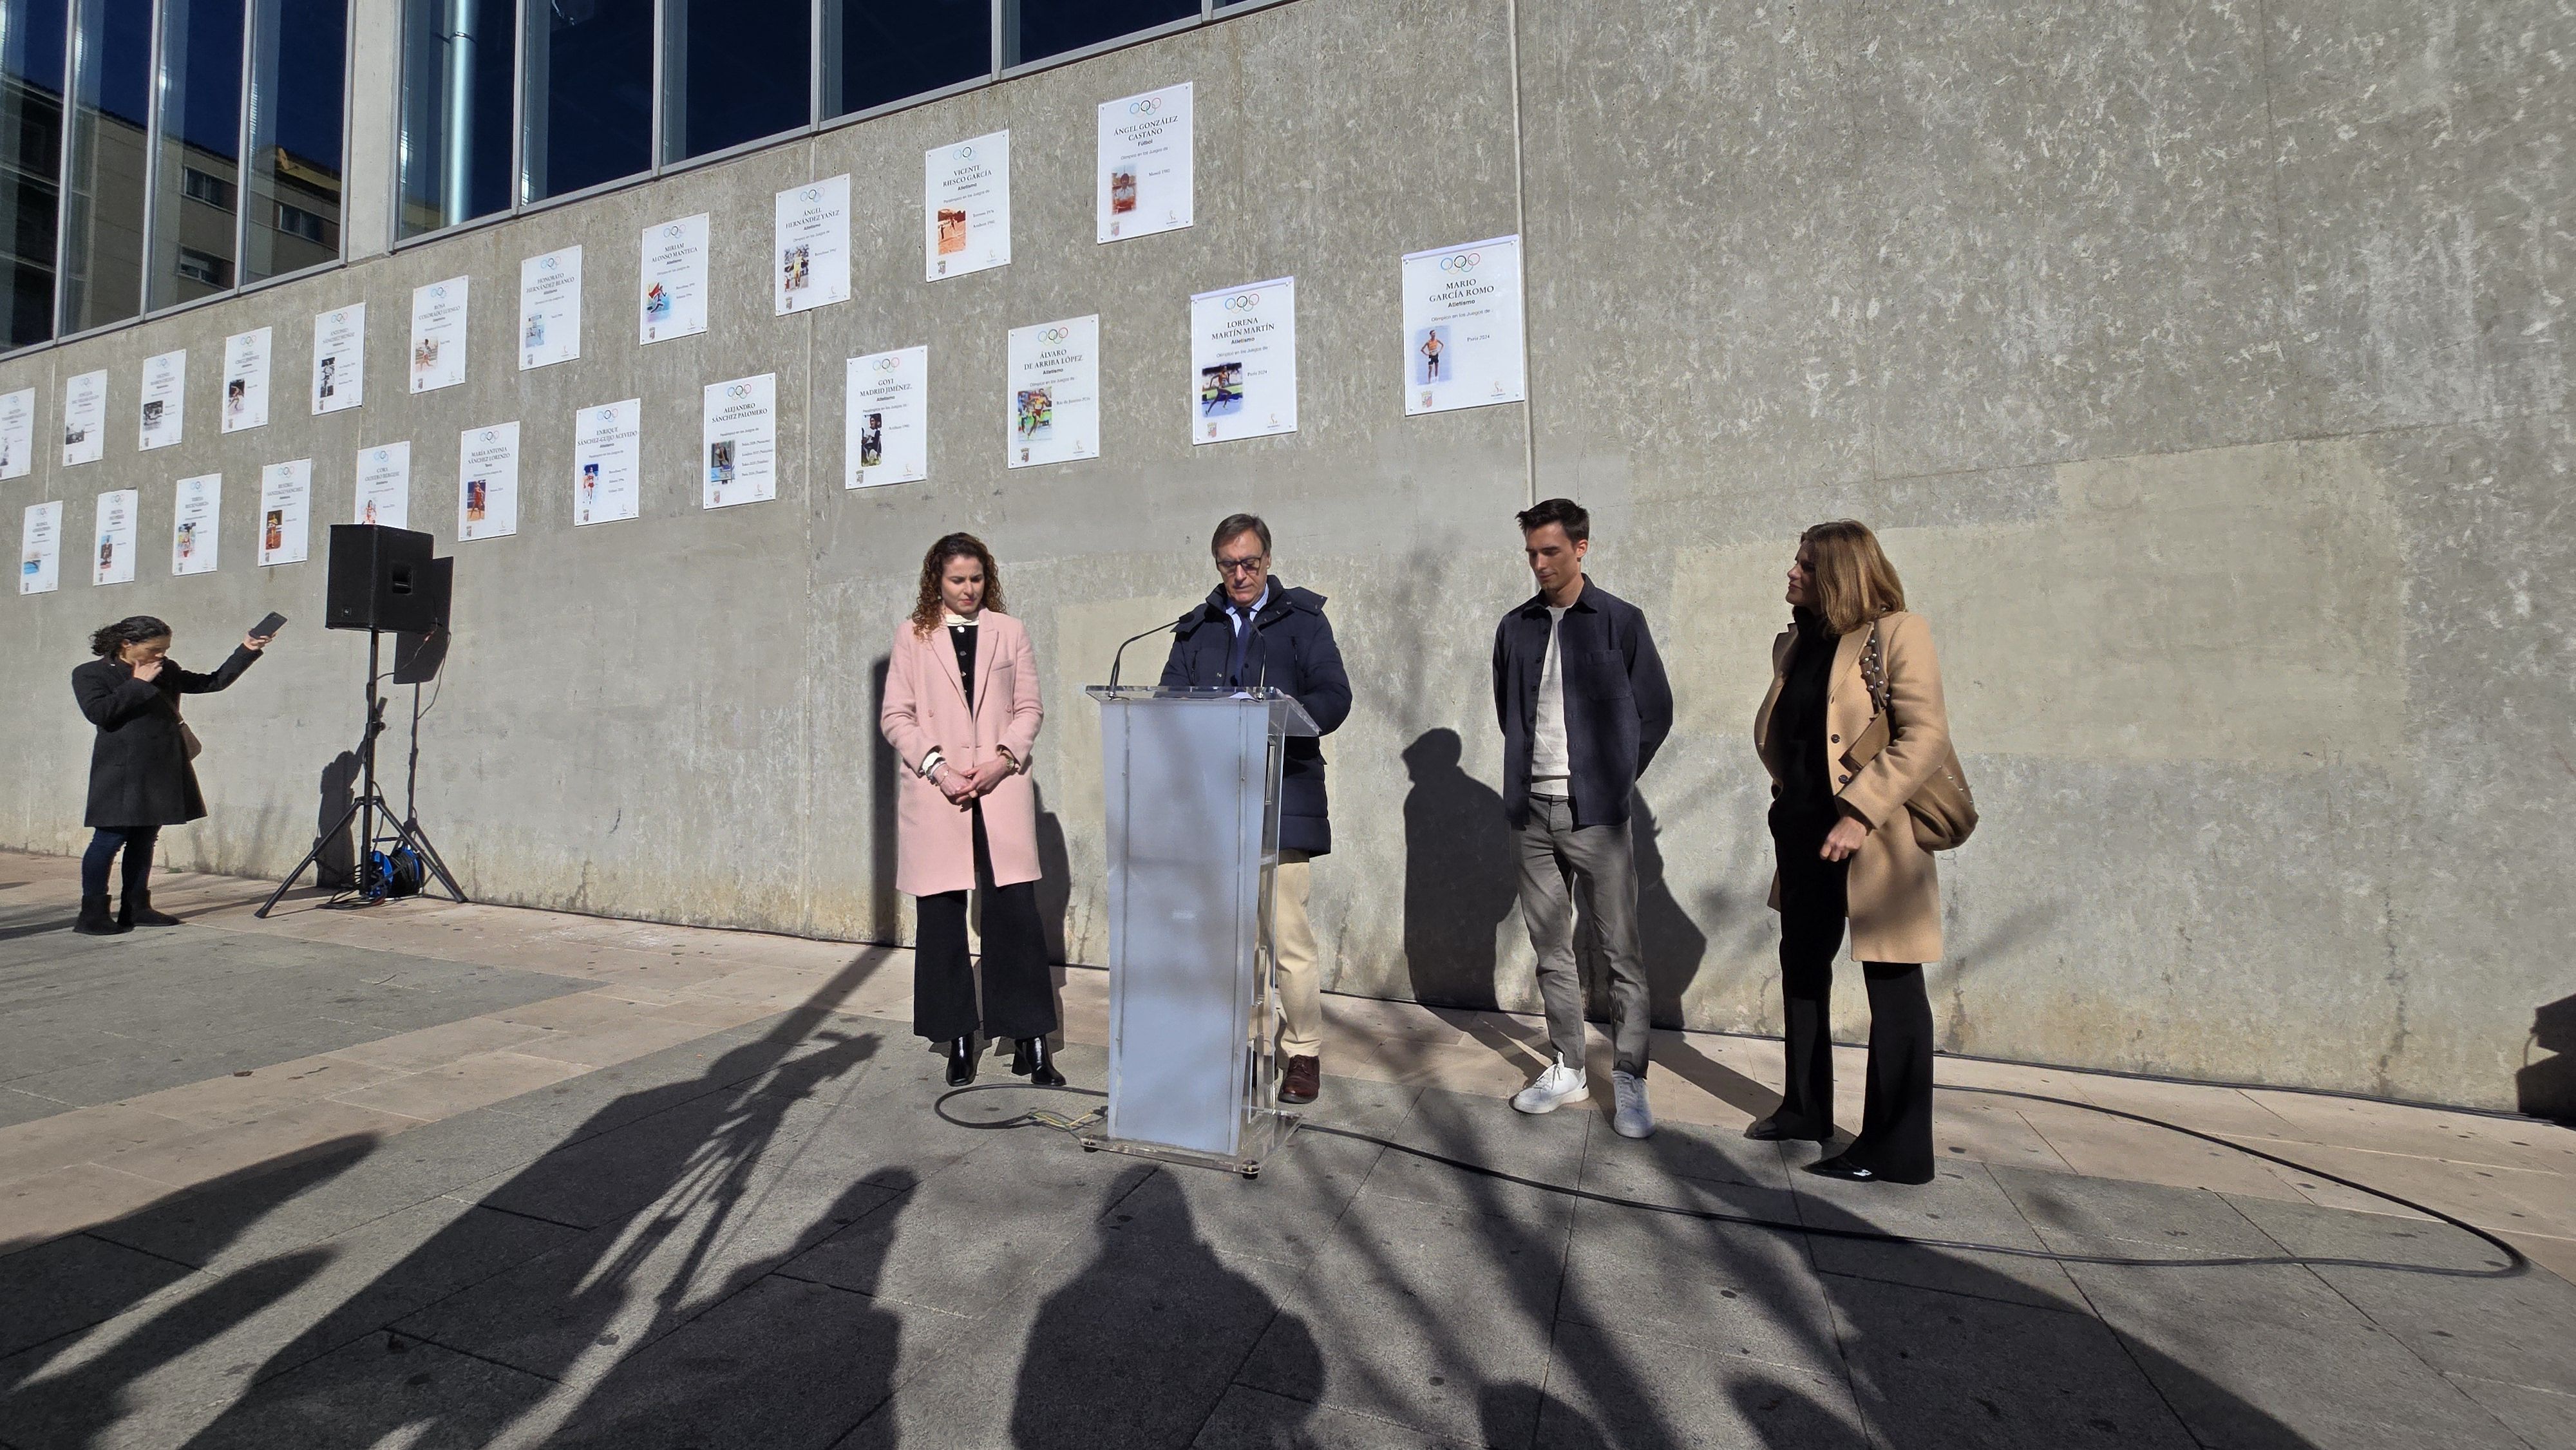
[372, 449, 390, 464]
[802, 187, 821, 203]
[540, 257, 558, 272]
[1128, 97, 1162, 115]
[664, 223, 685, 239]
[725, 383, 754, 399]
[873, 357, 902, 372]
[479, 430, 496, 442]
[598, 408, 618, 423]
[428, 285, 447, 299]
[1439, 252, 1481, 272]
[1223, 294, 1260, 311]
[954, 144, 975, 160]
[1038, 327, 1071, 343]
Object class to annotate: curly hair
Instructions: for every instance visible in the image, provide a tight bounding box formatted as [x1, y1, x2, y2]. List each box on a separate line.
[909, 533, 1003, 637]
[91, 615, 173, 658]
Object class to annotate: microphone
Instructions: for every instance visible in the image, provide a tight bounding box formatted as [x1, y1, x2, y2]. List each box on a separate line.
[1107, 612, 1189, 691]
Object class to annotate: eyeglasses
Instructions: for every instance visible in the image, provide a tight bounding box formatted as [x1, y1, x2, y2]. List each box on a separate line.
[1216, 554, 1268, 576]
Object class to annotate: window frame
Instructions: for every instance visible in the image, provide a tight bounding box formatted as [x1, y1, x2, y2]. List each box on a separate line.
[7, 0, 351, 357]
[6, 0, 1296, 355]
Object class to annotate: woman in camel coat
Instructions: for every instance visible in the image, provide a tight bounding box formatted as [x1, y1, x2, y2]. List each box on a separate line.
[1749, 519, 1951, 1184]
[880, 532, 1059, 1088]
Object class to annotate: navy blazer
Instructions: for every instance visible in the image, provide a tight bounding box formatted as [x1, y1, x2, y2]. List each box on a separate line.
[1159, 581, 1352, 855]
[1490, 580, 1672, 829]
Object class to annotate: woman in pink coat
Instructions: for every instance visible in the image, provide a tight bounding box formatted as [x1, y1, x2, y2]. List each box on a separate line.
[880, 533, 1061, 1088]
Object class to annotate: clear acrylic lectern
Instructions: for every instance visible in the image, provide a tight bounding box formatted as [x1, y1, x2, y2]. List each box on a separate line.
[1080, 685, 1320, 1177]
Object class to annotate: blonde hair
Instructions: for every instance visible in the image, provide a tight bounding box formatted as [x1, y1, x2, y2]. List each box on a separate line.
[1799, 520, 1906, 636]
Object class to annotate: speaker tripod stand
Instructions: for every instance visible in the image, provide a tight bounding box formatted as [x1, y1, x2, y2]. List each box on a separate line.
[256, 625, 466, 918]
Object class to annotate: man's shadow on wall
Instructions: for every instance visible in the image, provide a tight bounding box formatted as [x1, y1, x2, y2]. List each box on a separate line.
[1032, 784, 1073, 966]
[869, 657, 898, 932]
[1630, 796, 1709, 1030]
[2521, 995, 2576, 1124]
[1400, 730, 1518, 1010]
[312, 751, 359, 889]
[1399, 732, 1714, 1033]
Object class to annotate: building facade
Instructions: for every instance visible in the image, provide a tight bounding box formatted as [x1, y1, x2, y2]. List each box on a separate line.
[1, 0, 2569, 1113]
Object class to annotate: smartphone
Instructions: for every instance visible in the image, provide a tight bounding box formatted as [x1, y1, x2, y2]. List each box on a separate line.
[250, 612, 289, 639]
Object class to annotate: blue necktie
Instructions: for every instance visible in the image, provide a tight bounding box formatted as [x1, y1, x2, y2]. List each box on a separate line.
[1226, 610, 1254, 687]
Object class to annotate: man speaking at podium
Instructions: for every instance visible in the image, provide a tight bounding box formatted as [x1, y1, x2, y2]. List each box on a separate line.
[1161, 514, 1352, 1106]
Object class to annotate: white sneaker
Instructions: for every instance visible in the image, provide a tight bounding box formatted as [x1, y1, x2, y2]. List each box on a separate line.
[1512, 1055, 1588, 1115]
[1612, 1070, 1655, 1138]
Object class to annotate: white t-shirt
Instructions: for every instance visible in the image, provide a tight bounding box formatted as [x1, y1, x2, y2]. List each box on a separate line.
[1531, 605, 1571, 798]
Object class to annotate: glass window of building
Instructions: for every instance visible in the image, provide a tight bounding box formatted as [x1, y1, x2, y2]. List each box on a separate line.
[398, 0, 515, 236]
[1003, 0, 1194, 68]
[144, 0, 243, 307]
[661, 0, 807, 163]
[59, 0, 148, 331]
[522, 0, 647, 201]
[0, 0, 68, 346]
[241, 0, 344, 282]
[824, 0, 987, 121]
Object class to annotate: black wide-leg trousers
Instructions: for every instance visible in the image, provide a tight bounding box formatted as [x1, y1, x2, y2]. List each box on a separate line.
[913, 804, 1056, 1044]
[1770, 805, 1936, 1183]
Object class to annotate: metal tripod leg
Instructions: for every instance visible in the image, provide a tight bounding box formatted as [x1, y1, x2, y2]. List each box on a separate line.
[254, 795, 368, 919]
[388, 814, 467, 903]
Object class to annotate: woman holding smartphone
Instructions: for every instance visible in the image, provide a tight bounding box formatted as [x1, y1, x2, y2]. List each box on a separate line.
[70, 615, 272, 934]
[880, 534, 1059, 1088]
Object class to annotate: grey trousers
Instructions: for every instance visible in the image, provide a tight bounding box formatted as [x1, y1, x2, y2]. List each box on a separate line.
[1515, 796, 1651, 1077]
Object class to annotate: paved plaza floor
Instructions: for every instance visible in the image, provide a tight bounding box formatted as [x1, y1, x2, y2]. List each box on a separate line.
[1, 849, 2571, 1449]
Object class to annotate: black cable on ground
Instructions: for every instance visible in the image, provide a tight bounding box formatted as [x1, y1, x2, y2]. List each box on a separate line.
[933, 1080, 2530, 1281]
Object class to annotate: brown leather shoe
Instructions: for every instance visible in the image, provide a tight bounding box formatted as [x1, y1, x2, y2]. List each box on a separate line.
[1280, 1055, 1320, 1105]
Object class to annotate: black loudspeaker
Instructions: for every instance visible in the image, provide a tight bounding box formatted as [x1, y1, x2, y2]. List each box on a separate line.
[390, 558, 454, 685]
[326, 525, 438, 634]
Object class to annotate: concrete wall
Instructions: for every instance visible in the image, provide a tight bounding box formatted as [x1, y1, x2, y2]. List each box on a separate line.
[2, 0, 2566, 1112]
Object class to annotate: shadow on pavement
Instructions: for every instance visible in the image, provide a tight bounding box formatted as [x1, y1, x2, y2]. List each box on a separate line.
[0, 1139, 381, 1444]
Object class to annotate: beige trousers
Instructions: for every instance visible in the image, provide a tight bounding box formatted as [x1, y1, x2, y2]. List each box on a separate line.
[1264, 850, 1322, 1059]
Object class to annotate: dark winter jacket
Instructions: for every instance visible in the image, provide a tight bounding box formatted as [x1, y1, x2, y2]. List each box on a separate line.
[1159, 581, 1352, 855]
[1492, 580, 1672, 829]
[71, 646, 260, 827]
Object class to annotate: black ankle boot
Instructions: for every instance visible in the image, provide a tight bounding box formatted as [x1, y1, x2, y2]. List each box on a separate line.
[1014, 1037, 1065, 1088]
[75, 894, 129, 936]
[945, 1036, 977, 1086]
[120, 888, 182, 927]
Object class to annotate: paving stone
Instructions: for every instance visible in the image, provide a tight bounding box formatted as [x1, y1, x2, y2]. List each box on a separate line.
[1991, 1162, 2286, 1261]
[1792, 1158, 2088, 1309]
[1189, 1385, 1484, 1449]
[1533, 1319, 1873, 1450]
[2060, 1258, 2532, 1450]
[834, 1170, 1306, 1450]
[778, 1138, 1154, 1319]
[397, 1109, 909, 1381]
[1357, 1086, 1591, 1229]
[2445, 1374, 2576, 1450]
[1556, 1201, 1838, 1371]
[175, 1331, 558, 1450]
[1578, 1113, 1796, 1201]
[507, 1276, 916, 1450]
[2225, 1190, 2576, 1397]
[0, 1248, 334, 1449]
[91, 1113, 563, 1270]
[0, 1233, 193, 1361]
[1825, 1277, 2201, 1450]
[0, 1164, 189, 1256]
[76, 1135, 381, 1266]
[1235, 1189, 1570, 1445]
